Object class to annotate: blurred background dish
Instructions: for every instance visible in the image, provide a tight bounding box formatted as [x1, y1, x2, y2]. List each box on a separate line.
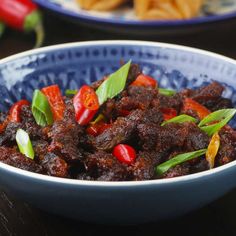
[33, 0, 236, 35]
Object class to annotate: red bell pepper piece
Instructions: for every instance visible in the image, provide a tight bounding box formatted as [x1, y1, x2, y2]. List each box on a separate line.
[113, 144, 137, 165]
[41, 85, 65, 121]
[182, 98, 210, 120]
[0, 0, 44, 47]
[73, 85, 99, 126]
[131, 74, 158, 88]
[160, 108, 177, 121]
[9, 100, 30, 122]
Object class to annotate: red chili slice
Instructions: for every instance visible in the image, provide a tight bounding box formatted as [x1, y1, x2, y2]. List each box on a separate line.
[160, 108, 177, 121]
[73, 85, 99, 125]
[9, 99, 30, 122]
[113, 144, 137, 165]
[86, 121, 111, 136]
[41, 85, 65, 121]
[182, 98, 210, 120]
[131, 74, 157, 88]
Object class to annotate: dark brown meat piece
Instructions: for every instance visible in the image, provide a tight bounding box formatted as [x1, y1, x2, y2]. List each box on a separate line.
[40, 152, 69, 178]
[47, 100, 85, 163]
[92, 109, 144, 151]
[180, 82, 225, 110]
[33, 139, 49, 161]
[151, 93, 183, 112]
[210, 98, 233, 111]
[162, 163, 190, 179]
[0, 122, 22, 145]
[115, 86, 158, 113]
[161, 152, 208, 179]
[84, 151, 128, 181]
[126, 63, 141, 86]
[33, 140, 69, 178]
[215, 128, 236, 166]
[20, 105, 42, 138]
[189, 158, 209, 173]
[128, 151, 162, 180]
[0, 146, 43, 173]
[138, 122, 209, 152]
[0, 105, 42, 145]
[191, 82, 224, 103]
[140, 107, 163, 125]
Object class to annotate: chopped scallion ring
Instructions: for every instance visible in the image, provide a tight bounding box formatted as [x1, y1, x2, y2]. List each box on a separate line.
[16, 129, 34, 159]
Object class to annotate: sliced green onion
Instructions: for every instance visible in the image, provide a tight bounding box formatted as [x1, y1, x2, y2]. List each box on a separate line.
[96, 61, 131, 105]
[31, 89, 53, 126]
[65, 89, 77, 96]
[16, 129, 34, 159]
[158, 88, 176, 96]
[198, 109, 236, 136]
[161, 114, 197, 126]
[156, 149, 207, 176]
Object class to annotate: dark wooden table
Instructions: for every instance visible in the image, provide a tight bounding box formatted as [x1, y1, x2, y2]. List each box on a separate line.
[1, 11, 236, 236]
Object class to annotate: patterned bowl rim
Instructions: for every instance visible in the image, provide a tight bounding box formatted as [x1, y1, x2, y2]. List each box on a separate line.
[33, 0, 236, 27]
[1, 40, 236, 187]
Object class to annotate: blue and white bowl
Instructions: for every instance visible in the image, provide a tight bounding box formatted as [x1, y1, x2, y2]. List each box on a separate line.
[33, 0, 236, 35]
[1, 41, 236, 224]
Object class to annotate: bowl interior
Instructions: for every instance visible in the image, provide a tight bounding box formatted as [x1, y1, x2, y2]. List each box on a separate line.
[1, 41, 236, 127]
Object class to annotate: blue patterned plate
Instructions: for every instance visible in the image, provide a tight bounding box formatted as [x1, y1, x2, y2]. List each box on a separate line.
[33, 0, 236, 35]
[1, 41, 236, 224]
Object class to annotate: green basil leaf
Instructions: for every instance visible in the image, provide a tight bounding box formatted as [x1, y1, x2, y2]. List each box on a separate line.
[198, 109, 236, 136]
[96, 61, 131, 105]
[161, 114, 197, 126]
[65, 89, 77, 96]
[158, 88, 176, 96]
[16, 129, 35, 159]
[156, 149, 207, 176]
[32, 90, 53, 126]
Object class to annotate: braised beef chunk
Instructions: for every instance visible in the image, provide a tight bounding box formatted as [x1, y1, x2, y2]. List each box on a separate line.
[152, 93, 183, 112]
[180, 82, 228, 111]
[210, 98, 233, 111]
[0, 146, 43, 173]
[20, 105, 42, 138]
[0, 76, 235, 181]
[215, 128, 236, 166]
[191, 82, 224, 104]
[138, 122, 209, 153]
[163, 163, 190, 179]
[126, 64, 141, 86]
[93, 109, 144, 151]
[140, 107, 163, 125]
[84, 151, 128, 181]
[47, 100, 84, 162]
[0, 105, 41, 145]
[0, 122, 22, 145]
[128, 152, 162, 180]
[40, 152, 69, 178]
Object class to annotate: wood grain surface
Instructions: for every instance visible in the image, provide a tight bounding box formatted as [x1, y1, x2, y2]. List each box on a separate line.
[1, 11, 236, 236]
